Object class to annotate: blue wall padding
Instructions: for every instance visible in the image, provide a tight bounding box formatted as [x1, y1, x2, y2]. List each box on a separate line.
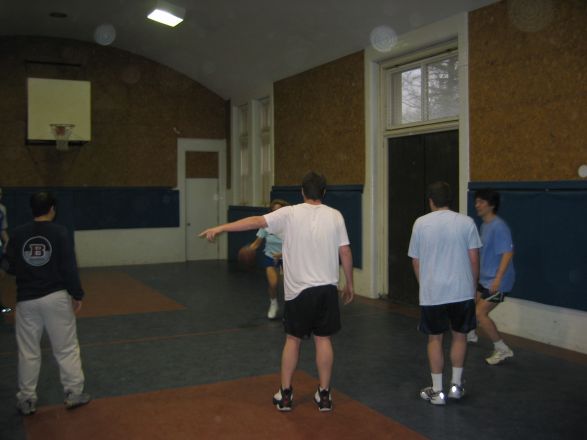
[468, 181, 587, 312]
[227, 206, 268, 266]
[270, 185, 363, 268]
[3, 188, 179, 233]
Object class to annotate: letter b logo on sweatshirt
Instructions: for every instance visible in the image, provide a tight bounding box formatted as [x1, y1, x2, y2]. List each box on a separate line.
[23, 236, 52, 267]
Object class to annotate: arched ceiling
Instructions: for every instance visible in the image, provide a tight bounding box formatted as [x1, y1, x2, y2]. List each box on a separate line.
[0, 0, 497, 101]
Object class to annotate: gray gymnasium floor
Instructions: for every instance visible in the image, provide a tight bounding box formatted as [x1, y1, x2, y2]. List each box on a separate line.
[0, 261, 585, 439]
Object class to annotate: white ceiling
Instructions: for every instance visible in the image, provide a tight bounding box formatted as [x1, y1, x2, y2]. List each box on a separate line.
[0, 0, 497, 102]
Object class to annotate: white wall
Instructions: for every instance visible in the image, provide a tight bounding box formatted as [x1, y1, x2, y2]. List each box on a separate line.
[75, 228, 184, 267]
[361, 13, 587, 354]
[74, 138, 228, 268]
[491, 298, 587, 354]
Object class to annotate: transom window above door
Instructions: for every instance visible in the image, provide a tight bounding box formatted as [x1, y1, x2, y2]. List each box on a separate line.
[384, 49, 459, 131]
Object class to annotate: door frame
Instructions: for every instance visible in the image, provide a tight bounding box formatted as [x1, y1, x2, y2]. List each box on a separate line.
[177, 138, 227, 261]
[365, 14, 470, 298]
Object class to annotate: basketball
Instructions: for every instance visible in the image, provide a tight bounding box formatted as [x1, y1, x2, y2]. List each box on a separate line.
[238, 246, 256, 270]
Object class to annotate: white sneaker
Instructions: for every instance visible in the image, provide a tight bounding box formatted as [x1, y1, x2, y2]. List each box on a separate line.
[447, 383, 465, 400]
[64, 391, 91, 409]
[467, 331, 478, 343]
[485, 348, 514, 365]
[16, 398, 36, 416]
[267, 301, 278, 319]
[420, 387, 446, 405]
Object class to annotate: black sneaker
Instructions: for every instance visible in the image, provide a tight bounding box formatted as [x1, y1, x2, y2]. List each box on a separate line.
[272, 386, 293, 411]
[314, 387, 332, 412]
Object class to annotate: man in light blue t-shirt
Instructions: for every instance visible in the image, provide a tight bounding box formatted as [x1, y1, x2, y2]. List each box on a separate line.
[408, 182, 482, 405]
[467, 189, 516, 366]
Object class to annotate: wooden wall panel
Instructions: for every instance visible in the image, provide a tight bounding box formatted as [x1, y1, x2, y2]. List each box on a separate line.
[0, 36, 226, 188]
[469, 0, 587, 181]
[273, 51, 365, 186]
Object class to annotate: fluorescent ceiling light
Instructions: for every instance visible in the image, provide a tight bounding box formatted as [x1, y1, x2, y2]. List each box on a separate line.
[147, 1, 185, 27]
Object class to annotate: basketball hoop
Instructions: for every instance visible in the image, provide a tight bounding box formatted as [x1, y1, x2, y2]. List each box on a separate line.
[50, 124, 75, 151]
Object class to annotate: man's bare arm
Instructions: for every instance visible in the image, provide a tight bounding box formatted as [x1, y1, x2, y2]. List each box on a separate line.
[199, 216, 268, 242]
[338, 245, 355, 304]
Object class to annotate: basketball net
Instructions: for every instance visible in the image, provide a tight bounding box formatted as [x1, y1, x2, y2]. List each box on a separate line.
[50, 124, 75, 151]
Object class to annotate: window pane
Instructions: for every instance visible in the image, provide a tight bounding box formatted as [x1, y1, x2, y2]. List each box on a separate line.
[392, 68, 422, 125]
[427, 57, 459, 120]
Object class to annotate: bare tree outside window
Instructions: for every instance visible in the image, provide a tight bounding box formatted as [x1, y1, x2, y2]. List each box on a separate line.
[427, 57, 459, 120]
[393, 68, 422, 124]
[388, 52, 459, 129]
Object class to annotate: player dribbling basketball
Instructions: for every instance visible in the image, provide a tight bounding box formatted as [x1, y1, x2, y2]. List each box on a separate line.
[247, 199, 289, 319]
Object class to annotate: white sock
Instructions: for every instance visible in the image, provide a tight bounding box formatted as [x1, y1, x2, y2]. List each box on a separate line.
[494, 339, 509, 352]
[451, 367, 463, 386]
[431, 373, 443, 392]
[270, 298, 278, 305]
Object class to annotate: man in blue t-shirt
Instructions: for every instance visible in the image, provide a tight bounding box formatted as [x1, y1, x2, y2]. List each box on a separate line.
[468, 189, 516, 365]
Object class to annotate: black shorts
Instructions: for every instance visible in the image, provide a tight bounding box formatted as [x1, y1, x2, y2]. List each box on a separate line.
[418, 299, 477, 335]
[283, 285, 341, 339]
[477, 284, 506, 303]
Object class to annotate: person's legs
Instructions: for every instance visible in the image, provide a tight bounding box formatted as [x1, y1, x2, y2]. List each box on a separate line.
[266, 266, 279, 300]
[0, 270, 11, 313]
[314, 335, 333, 390]
[427, 333, 444, 392]
[477, 299, 514, 364]
[476, 299, 500, 342]
[467, 291, 482, 342]
[447, 330, 467, 399]
[42, 291, 85, 396]
[427, 334, 444, 375]
[420, 334, 446, 404]
[15, 298, 44, 405]
[273, 334, 300, 411]
[280, 334, 301, 389]
[450, 330, 467, 368]
[266, 266, 279, 319]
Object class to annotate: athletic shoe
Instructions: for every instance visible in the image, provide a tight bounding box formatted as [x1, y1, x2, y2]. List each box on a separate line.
[466, 331, 478, 343]
[1, 305, 12, 314]
[420, 387, 446, 405]
[485, 348, 514, 365]
[267, 301, 278, 319]
[447, 383, 465, 400]
[64, 391, 91, 409]
[272, 387, 293, 411]
[314, 387, 333, 412]
[16, 399, 36, 416]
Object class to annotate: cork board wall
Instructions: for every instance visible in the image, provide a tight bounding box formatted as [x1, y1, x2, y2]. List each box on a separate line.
[186, 151, 218, 178]
[469, 0, 587, 181]
[273, 51, 365, 186]
[0, 36, 226, 187]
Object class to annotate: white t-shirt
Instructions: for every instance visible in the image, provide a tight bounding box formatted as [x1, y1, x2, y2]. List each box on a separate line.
[408, 210, 482, 306]
[264, 203, 350, 301]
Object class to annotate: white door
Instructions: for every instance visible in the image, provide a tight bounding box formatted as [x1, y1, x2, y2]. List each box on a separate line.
[186, 178, 219, 260]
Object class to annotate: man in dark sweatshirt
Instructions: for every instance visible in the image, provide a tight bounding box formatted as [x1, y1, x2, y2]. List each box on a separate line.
[6, 191, 90, 415]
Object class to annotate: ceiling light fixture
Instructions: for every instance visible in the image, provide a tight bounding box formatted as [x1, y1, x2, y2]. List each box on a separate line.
[147, 0, 185, 27]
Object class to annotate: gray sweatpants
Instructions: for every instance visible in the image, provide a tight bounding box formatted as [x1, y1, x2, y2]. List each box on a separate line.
[15, 290, 85, 402]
